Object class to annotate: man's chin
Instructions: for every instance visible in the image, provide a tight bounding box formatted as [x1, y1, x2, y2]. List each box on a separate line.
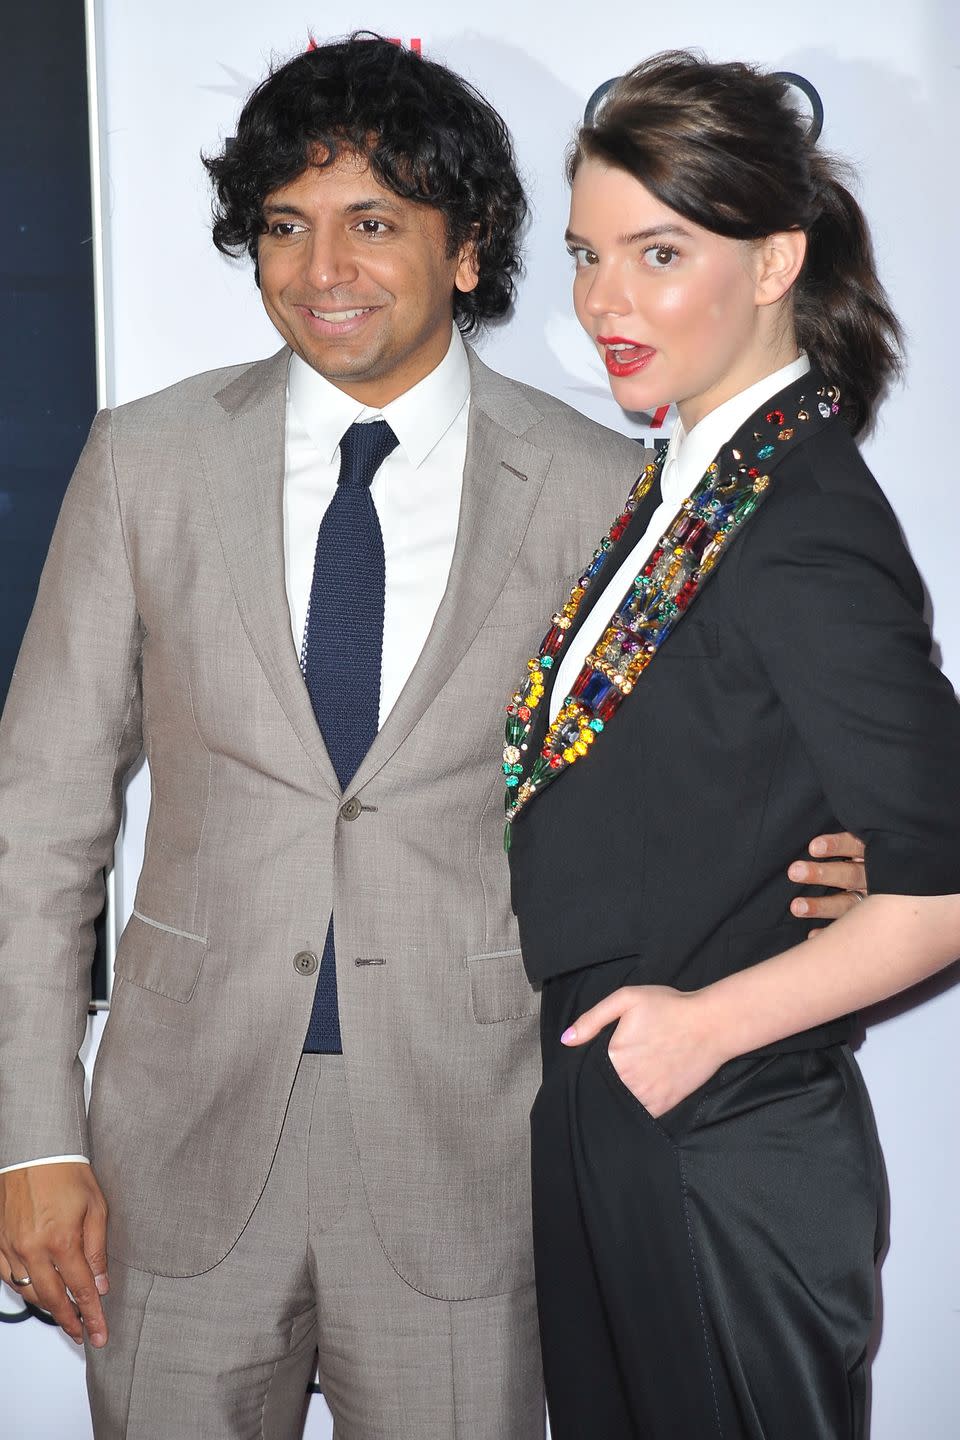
[295, 344, 386, 384]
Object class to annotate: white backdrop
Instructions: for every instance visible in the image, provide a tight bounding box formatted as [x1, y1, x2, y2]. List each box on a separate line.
[2, 3, 957, 1435]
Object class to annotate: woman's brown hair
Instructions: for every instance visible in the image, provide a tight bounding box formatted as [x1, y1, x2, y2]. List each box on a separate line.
[569, 51, 902, 436]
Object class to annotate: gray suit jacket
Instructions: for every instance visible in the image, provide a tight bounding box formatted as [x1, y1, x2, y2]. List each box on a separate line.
[0, 346, 639, 1297]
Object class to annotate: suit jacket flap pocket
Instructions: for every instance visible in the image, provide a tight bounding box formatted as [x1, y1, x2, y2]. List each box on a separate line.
[114, 910, 207, 1003]
[467, 947, 537, 1024]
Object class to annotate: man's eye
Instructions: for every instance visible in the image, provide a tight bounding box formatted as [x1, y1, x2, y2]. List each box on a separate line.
[356, 219, 390, 236]
[269, 222, 304, 237]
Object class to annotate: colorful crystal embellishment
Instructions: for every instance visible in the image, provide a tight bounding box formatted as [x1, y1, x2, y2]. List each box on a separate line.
[501, 382, 842, 842]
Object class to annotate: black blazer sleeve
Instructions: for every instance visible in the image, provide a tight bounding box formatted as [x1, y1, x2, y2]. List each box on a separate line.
[735, 481, 960, 896]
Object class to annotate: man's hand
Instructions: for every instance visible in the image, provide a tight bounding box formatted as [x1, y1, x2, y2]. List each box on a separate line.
[0, 1162, 109, 1347]
[788, 831, 866, 933]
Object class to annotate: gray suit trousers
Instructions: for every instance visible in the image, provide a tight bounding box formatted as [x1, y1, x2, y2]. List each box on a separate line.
[86, 1055, 544, 1440]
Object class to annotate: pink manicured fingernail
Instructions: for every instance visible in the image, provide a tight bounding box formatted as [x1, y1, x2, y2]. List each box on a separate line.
[810, 838, 827, 856]
[793, 898, 809, 916]
[560, 1027, 577, 1045]
[788, 862, 805, 880]
[94, 1274, 109, 1296]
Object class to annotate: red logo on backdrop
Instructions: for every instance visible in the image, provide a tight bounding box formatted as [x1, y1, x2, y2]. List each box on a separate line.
[307, 34, 422, 54]
[206, 35, 426, 109]
[209, 36, 427, 154]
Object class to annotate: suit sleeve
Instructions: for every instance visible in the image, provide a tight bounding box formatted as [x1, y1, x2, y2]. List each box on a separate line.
[0, 409, 144, 1165]
[735, 485, 960, 896]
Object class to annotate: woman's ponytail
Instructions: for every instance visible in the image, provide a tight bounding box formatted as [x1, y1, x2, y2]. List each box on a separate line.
[794, 160, 903, 436]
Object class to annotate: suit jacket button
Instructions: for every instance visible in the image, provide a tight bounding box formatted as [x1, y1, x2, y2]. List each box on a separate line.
[293, 950, 319, 976]
[339, 796, 363, 821]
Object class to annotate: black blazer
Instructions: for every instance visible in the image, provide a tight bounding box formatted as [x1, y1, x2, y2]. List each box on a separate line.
[508, 370, 960, 1014]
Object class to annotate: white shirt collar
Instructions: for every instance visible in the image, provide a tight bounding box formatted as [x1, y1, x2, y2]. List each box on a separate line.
[287, 324, 471, 470]
[663, 353, 811, 502]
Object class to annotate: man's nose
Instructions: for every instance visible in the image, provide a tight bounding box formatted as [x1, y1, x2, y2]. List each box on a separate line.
[304, 229, 360, 289]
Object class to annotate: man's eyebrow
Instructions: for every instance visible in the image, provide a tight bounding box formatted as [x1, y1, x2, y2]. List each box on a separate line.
[262, 202, 309, 219]
[343, 197, 406, 216]
[564, 223, 692, 246]
[261, 196, 406, 220]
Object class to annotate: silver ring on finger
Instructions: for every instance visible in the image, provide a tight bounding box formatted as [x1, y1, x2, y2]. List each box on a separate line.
[7, 1272, 31, 1288]
[853, 890, 867, 903]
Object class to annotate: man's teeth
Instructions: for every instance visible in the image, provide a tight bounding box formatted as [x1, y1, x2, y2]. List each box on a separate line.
[309, 308, 371, 321]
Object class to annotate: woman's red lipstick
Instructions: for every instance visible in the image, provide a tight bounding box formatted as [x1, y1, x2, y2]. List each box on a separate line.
[597, 335, 656, 377]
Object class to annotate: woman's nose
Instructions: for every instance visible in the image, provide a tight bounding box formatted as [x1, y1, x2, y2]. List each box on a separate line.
[579, 260, 630, 320]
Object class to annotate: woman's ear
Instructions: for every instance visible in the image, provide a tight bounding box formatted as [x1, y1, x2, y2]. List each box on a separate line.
[755, 229, 807, 307]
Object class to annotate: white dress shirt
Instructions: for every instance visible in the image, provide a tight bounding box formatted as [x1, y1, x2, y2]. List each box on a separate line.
[549, 354, 811, 722]
[285, 325, 470, 726]
[3, 329, 472, 1176]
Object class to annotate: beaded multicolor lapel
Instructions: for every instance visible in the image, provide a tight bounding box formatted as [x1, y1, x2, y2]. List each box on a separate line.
[502, 379, 843, 847]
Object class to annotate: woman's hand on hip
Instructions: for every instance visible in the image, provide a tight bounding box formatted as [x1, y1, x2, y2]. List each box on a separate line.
[561, 985, 726, 1119]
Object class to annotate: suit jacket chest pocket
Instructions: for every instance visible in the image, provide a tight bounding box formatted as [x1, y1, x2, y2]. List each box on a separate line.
[484, 568, 582, 632]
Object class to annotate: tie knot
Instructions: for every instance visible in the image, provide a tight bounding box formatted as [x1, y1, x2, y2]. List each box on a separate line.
[337, 420, 400, 490]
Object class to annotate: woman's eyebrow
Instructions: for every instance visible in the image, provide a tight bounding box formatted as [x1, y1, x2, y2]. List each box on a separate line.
[564, 223, 693, 246]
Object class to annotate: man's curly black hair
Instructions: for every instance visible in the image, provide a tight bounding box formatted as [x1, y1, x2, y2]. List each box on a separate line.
[203, 35, 528, 335]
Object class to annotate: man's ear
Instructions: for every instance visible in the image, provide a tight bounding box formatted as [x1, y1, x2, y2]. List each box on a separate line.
[755, 229, 807, 307]
[454, 233, 481, 295]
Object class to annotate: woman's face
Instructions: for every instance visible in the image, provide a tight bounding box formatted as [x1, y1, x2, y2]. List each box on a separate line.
[567, 159, 788, 429]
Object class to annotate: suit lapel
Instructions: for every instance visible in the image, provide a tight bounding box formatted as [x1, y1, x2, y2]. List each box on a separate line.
[197, 348, 341, 795]
[512, 366, 842, 822]
[196, 346, 576, 797]
[349, 352, 552, 790]
[526, 458, 662, 760]
[561, 460, 663, 649]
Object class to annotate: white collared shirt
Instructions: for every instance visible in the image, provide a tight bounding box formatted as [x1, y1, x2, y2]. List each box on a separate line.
[284, 324, 471, 726]
[2, 328, 472, 1177]
[549, 354, 811, 722]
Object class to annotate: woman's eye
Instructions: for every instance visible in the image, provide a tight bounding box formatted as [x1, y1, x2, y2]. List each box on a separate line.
[566, 245, 598, 268]
[642, 245, 679, 269]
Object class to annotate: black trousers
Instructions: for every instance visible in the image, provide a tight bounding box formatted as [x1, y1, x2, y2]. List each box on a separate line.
[532, 956, 886, 1440]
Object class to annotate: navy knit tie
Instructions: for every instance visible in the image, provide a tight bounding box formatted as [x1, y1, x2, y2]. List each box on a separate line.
[301, 420, 399, 1052]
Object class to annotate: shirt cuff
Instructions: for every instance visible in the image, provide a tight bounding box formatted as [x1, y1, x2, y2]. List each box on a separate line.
[0, 1155, 90, 1175]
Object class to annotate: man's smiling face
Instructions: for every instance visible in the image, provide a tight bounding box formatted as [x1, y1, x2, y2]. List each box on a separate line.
[257, 150, 479, 407]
